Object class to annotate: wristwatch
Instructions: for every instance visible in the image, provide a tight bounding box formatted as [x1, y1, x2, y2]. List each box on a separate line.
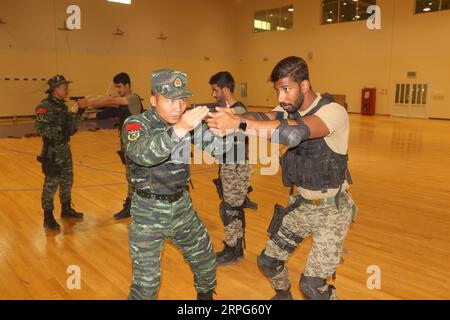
[239, 117, 247, 132]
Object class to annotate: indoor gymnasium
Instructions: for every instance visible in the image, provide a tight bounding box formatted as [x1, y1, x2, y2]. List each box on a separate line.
[0, 0, 449, 301]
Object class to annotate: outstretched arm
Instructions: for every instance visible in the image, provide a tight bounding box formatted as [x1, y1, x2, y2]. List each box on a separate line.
[76, 96, 128, 109]
[241, 111, 282, 121]
[123, 107, 209, 167]
[206, 107, 330, 147]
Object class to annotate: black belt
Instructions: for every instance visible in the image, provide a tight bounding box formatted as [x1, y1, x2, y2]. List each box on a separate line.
[136, 189, 185, 202]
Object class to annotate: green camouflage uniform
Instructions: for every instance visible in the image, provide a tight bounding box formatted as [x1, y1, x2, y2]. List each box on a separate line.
[123, 70, 231, 300]
[117, 93, 144, 200]
[35, 94, 82, 211]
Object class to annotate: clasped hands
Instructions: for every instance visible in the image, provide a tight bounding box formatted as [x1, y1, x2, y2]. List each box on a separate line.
[173, 102, 241, 138]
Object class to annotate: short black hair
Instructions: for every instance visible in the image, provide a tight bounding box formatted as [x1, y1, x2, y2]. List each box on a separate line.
[270, 56, 309, 83]
[113, 72, 131, 85]
[209, 71, 235, 93]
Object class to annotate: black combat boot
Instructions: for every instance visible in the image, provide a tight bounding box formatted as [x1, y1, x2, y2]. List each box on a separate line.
[234, 238, 245, 258]
[216, 241, 240, 266]
[197, 290, 215, 300]
[61, 201, 84, 219]
[114, 198, 132, 220]
[271, 287, 293, 300]
[44, 210, 61, 231]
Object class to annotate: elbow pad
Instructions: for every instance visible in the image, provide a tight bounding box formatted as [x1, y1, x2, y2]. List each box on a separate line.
[272, 119, 310, 148]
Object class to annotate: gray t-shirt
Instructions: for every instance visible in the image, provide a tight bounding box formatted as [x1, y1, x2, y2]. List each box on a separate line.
[126, 94, 143, 116]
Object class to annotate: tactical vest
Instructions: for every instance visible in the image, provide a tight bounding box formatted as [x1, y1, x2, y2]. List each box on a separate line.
[128, 109, 191, 195]
[41, 96, 73, 144]
[117, 94, 144, 129]
[217, 102, 249, 164]
[280, 93, 352, 193]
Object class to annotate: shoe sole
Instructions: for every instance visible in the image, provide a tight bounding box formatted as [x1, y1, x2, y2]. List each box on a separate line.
[44, 225, 61, 231]
[61, 215, 84, 220]
[216, 258, 242, 267]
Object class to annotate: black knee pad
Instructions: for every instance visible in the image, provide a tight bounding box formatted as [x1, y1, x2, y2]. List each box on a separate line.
[220, 201, 244, 227]
[299, 274, 334, 300]
[257, 250, 285, 278]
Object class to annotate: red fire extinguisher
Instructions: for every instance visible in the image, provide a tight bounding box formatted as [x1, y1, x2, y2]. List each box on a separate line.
[361, 88, 376, 115]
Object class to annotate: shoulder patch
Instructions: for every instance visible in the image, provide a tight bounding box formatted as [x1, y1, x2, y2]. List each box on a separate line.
[126, 123, 142, 132]
[36, 107, 48, 121]
[126, 121, 142, 141]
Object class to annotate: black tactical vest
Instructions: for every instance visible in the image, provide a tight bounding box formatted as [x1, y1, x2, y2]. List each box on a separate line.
[280, 93, 351, 193]
[117, 94, 144, 129]
[217, 102, 249, 164]
[129, 109, 191, 195]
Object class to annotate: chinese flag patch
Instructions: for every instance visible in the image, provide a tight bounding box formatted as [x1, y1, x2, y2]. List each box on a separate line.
[38, 108, 46, 114]
[126, 123, 141, 131]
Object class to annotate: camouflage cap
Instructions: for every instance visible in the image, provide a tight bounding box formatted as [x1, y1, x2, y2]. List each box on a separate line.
[151, 69, 193, 100]
[45, 75, 73, 94]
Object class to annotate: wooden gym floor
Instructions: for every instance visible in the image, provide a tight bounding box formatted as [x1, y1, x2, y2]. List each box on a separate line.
[0, 114, 449, 300]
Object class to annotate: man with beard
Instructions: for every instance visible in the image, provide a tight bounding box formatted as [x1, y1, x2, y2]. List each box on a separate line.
[207, 56, 356, 300]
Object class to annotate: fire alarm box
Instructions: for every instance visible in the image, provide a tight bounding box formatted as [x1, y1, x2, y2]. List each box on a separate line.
[361, 88, 376, 115]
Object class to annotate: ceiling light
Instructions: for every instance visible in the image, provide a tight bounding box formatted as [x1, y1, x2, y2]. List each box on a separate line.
[108, 0, 131, 4]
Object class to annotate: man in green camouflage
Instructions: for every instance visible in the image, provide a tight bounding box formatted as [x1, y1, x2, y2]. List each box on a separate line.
[123, 69, 231, 300]
[209, 72, 256, 266]
[35, 75, 87, 231]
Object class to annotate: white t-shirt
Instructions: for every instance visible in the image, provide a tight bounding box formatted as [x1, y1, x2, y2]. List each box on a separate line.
[273, 94, 350, 199]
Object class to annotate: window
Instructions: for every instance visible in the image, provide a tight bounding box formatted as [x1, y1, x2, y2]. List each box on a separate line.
[253, 5, 294, 33]
[395, 82, 428, 105]
[443, 0, 450, 10]
[322, 0, 338, 24]
[416, 0, 440, 13]
[321, 0, 376, 24]
[415, 0, 450, 13]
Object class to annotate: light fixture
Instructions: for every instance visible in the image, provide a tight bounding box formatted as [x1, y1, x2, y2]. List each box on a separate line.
[157, 32, 168, 40]
[113, 27, 125, 36]
[108, 0, 131, 4]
